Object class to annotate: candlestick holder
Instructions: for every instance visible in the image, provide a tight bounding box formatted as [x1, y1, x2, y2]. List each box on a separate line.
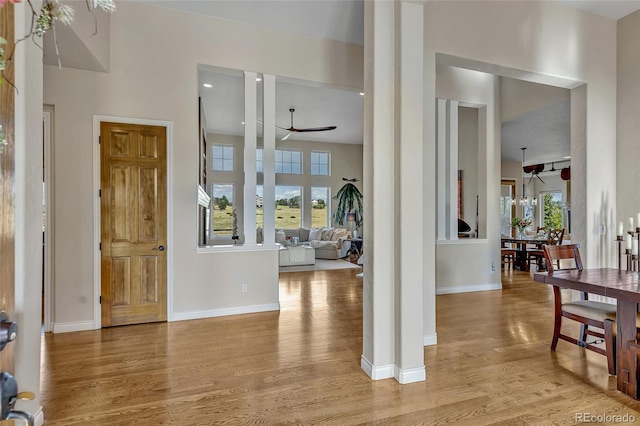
[617, 231, 640, 271]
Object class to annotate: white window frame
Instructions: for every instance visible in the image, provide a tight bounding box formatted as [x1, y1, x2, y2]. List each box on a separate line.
[212, 144, 234, 172]
[211, 183, 235, 237]
[275, 149, 302, 175]
[310, 151, 330, 176]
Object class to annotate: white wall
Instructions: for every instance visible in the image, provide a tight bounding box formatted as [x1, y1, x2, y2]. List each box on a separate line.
[435, 65, 500, 293]
[500, 77, 570, 122]
[617, 10, 640, 239]
[426, 0, 617, 270]
[43, 2, 363, 328]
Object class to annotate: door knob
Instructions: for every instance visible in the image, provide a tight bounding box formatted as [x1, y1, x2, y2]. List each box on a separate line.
[152, 245, 165, 252]
[0, 312, 17, 352]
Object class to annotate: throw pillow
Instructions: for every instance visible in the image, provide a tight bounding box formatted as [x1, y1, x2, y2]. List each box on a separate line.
[275, 229, 287, 244]
[331, 228, 347, 241]
[309, 227, 322, 241]
[299, 227, 310, 242]
[322, 227, 334, 241]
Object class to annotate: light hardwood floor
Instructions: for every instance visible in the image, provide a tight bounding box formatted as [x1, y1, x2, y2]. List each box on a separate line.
[40, 269, 640, 425]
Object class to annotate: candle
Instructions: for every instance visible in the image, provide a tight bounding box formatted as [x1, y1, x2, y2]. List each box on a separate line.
[630, 217, 635, 233]
[636, 213, 640, 230]
[633, 238, 638, 256]
[619, 221, 624, 237]
[627, 234, 632, 251]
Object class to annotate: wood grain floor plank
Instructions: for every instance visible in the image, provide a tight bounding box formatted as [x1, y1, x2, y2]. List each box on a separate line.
[40, 269, 640, 425]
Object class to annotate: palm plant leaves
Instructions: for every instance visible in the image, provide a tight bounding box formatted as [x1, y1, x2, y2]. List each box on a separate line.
[334, 182, 363, 227]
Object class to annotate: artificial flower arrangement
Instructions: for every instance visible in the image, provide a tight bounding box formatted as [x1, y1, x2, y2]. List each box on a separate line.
[511, 216, 532, 235]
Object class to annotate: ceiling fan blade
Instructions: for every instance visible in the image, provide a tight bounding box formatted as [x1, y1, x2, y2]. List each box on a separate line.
[528, 175, 534, 185]
[288, 126, 337, 133]
[281, 132, 291, 141]
[536, 175, 545, 184]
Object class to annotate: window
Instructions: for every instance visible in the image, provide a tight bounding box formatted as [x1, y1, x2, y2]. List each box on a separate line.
[275, 186, 301, 228]
[211, 184, 235, 236]
[256, 185, 263, 229]
[311, 187, 330, 228]
[256, 148, 263, 173]
[541, 191, 563, 229]
[212, 145, 234, 171]
[311, 151, 330, 176]
[275, 149, 302, 174]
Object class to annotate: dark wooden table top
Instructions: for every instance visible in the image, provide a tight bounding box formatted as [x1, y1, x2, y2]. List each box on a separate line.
[501, 236, 548, 245]
[533, 268, 640, 303]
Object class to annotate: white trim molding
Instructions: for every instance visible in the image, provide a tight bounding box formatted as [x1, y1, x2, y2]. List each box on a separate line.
[436, 283, 502, 295]
[93, 115, 174, 328]
[33, 407, 44, 426]
[395, 365, 426, 384]
[360, 355, 394, 380]
[423, 332, 437, 346]
[171, 303, 280, 322]
[53, 321, 95, 334]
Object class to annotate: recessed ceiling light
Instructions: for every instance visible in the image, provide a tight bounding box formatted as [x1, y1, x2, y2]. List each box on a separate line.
[564, 156, 571, 159]
[203, 83, 212, 88]
[241, 122, 245, 125]
[359, 92, 364, 96]
[256, 78, 262, 81]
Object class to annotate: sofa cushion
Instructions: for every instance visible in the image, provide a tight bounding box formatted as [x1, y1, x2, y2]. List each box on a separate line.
[283, 228, 301, 239]
[321, 227, 334, 241]
[331, 228, 347, 241]
[275, 229, 287, 244]
[309, 227, 322, 241]
[299, 227, 310, 242]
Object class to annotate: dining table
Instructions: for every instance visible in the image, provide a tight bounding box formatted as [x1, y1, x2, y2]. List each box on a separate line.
[501, 235, 548, 271]
[533, 268, 640, 399]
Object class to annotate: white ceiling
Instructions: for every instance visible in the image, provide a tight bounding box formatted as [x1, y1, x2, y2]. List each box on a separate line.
[198, 67, 364, 144]
[146, 0, 640, 150]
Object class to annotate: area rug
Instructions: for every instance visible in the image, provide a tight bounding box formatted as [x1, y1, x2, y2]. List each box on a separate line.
[279, 259, 361, 273]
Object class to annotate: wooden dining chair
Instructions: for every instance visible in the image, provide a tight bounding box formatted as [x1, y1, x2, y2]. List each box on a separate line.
[543, 244, 617, 375]
[528, 228, 564, 271]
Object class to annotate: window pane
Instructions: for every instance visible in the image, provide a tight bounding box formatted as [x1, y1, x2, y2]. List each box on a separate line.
[283, 163, 292, 174]
[311, 151, 330, 176]
[256, 185, 263, 230]
[311, 164, 319, 175]
[213, 146, 223, 158]
[311, 187, 329, 228]
[275, 163, 283, 174]
[283, 150, 291, 162]
[275, 150, 283, 161]
[311, 152, 318, 163]
[292, 163, 301, 174]
[212, 184, 234, 236]
[275, 186, 301, 229]
[223, 146, 234, 159]
[320, 164, 328, 175]
[213, 159, 223, 170]
[223, 159, 233, 171]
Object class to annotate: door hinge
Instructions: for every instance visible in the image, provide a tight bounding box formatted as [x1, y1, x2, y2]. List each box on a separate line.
[99, 242, 102, 250]
[99, 296, 102, 304]
[98, 135, 101, 144]
[99, 189, 101, 197]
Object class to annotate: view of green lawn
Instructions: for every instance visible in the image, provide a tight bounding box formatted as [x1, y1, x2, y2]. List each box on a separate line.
[213, 205, 329, 235]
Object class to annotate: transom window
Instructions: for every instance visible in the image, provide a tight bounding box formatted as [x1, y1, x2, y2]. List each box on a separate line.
[212, 145, 234, 171]
[275, 149, 302, 174]
[310, 151, 330, 176]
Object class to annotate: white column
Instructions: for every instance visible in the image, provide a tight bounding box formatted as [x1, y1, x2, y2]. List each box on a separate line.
[362, 0, 426, 385]
[396, 0, 426, 383]
[362, 0, 396, 380]
[448, 100, 459, 240]
[243, 71, 257, 245]
[262, 74, 276, 245]
[436, 99, 447, 240]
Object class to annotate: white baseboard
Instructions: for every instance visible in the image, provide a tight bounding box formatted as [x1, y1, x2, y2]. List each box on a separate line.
[395, 365, 426, 384]
[33, 407, 44, 426]
[52, 320, 95, 333]
[360, 355, 394, 380]
[436, 283, 502, 295]
[171, 303, 280, 322]
[423, 332, 437, 346]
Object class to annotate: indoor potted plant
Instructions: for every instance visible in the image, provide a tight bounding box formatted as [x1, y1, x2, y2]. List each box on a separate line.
[334, 178, 363, 233]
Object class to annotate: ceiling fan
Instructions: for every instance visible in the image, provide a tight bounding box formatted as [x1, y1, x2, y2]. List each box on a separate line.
[276, 108, 337, 141]
[521, 148, 545, 185]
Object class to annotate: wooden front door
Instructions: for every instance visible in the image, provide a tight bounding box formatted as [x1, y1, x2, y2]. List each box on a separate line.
[100, 122, 167, 327]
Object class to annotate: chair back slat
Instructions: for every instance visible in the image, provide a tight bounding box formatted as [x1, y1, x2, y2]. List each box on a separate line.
[543, 243, 583, 274]
[547, 228, 565, 245]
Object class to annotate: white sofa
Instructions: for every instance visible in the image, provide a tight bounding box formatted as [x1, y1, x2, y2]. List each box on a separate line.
[275, 227, 352, 260]
[279, 245, 316, 266]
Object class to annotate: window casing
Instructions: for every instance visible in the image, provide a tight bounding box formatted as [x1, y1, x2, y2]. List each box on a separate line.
[211, 183, 235, 236]
[275, 149, 302, 174]
[310, 151, 330, 176]
[212, 145, 234, 172]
